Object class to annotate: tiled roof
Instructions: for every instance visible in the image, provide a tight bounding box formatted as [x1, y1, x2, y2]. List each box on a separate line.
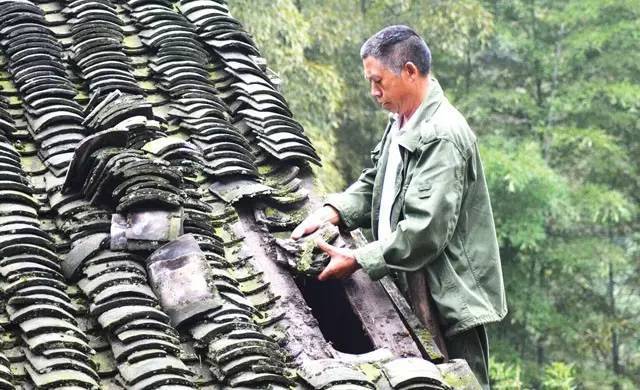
[0, 0, 478, 389]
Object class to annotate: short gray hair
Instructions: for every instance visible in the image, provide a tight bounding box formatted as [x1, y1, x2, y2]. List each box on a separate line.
[360, 25, 431, 75]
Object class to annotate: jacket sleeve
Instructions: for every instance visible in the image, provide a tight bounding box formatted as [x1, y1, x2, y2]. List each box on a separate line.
[354, 138, 466, 280]
[324, 139, 384, 230]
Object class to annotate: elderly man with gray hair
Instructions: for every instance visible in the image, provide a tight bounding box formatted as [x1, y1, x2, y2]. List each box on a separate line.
[292, 25, 507, 388]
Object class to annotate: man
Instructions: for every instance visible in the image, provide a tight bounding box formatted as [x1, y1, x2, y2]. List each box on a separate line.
[291, 25, 506, 388]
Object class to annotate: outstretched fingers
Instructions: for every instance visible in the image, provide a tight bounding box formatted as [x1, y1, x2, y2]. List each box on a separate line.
[314, 239, 336, 255]
[317, 262, 334, 281]
[291, 218, 316, 239]
[316, 240, 360, 281]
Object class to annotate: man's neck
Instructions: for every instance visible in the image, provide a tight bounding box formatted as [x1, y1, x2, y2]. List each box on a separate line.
[399, 77, 430, 128]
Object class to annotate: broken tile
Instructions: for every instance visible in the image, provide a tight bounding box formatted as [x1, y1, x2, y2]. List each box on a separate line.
[146, 234, 223, 327]
[62, 233, 110, 281]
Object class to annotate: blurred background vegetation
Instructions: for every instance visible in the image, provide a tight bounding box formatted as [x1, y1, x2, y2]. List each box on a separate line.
[229, 0, 639, 388]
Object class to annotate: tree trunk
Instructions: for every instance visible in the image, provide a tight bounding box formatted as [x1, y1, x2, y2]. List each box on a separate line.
[465, 40, 472, 94]
[536, 263, 546, 369]
[536, 339, 544, 366]
[608, 258, 621, 390]
[520, 257, 538, 359]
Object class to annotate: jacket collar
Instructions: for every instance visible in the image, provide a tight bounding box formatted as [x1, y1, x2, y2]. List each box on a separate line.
[393, 76, 444, 153]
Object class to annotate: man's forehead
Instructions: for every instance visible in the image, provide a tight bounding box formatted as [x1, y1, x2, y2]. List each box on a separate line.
[363, 57, 385, 79]
[363, 68, 378, 80]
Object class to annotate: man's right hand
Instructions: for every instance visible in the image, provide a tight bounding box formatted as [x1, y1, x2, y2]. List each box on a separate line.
[290, 205, 340, 240]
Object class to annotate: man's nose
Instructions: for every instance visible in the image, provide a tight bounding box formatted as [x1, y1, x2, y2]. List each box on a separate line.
[371, 84, 382, 98]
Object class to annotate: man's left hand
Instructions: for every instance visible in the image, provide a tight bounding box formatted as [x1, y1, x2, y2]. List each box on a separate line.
[315, 239, 360, 281]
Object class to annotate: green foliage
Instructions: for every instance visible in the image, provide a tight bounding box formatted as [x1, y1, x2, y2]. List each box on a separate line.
[489, 357, 523, 389]
[571, 184, 635, 226]
[544, 126, 631, 185]
[482, 138, 566, 250]
[542, 362, 576, 390]
[479, 2, 638, 387]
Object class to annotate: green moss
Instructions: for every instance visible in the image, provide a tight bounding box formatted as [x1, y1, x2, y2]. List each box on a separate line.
[358, 363, 382, 383]
[272, 231, 291, 239]
[8, 95, 22, 106]
[130, 55, 148, 66]
[288, 206, 309, 222]
[264, 207, 279, 218]
[146, 93, 166, 105]
[224, 245, 241, 262]
[318, 225, 339, 242]
[414, 327, 442, 361]
[291, 225, 338, 274]
[0, 332, 14, 347]
[214, 226, 227, 240]
[270, 190, 309, 205]
[133, 66, 150, 78]
[295, 239, 316, 272]
[252, 311, 266, 323]
[263, 206, 307, 226]
[257, 164, 276, 175]
[239, 278, 262, 294]
[0, 80, 16, 93]
[443, 371, 474, 389]
[138, 80, 157, 92]
[123, 34, 142, 49]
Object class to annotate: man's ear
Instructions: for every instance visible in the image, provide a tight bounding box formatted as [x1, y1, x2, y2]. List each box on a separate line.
[403, 62, 419, 80]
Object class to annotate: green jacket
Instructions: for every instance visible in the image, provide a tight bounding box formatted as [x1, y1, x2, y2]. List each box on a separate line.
[327, 78, 507, 336]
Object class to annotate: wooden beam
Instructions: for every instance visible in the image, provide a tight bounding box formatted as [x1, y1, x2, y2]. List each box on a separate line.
[379, 276, 446, 363]
[341, 268, 422, 357]
[347, 230, 446, 363]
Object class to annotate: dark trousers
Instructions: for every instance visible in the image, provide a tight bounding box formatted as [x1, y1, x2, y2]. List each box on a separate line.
[444, 325, 490, 389]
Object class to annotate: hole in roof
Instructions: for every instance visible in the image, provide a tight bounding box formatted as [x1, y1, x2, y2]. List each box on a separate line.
[294, 277, 374, 354]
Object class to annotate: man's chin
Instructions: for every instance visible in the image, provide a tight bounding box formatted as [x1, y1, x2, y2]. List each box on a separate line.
[379, 102, 395, 113]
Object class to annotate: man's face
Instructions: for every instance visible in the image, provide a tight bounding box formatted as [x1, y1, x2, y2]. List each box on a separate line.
[363, 56, 411, 114]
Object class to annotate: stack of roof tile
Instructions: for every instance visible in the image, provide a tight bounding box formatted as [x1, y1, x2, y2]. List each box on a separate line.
[0, 93, 100, 388]
[178, 0, 320, 165]
[127, 0, 260, 180]
[0, 354, 12, 389]
[66, 0, 144, 99]
[0, 0, 86, 177]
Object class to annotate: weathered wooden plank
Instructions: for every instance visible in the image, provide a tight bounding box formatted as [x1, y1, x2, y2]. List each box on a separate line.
[341, 268, 422, 357]
[379, 276, 446, 363]
[348, 230, 446, 362]
[406, 271, 449, 360]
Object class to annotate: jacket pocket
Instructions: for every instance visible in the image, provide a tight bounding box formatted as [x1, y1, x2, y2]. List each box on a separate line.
[418, 182, 433, 198]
